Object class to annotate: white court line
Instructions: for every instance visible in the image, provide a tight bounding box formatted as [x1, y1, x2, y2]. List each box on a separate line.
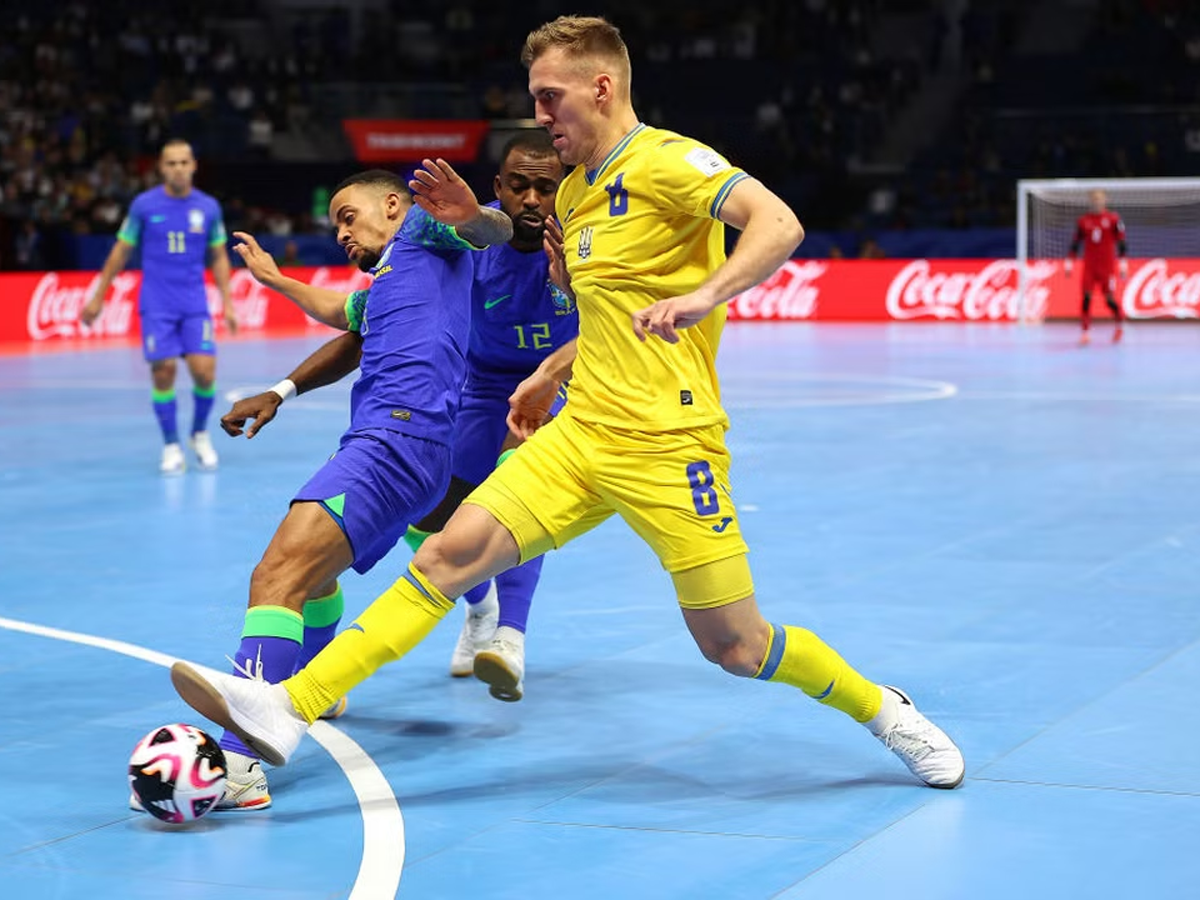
[0, 615, 403, 900]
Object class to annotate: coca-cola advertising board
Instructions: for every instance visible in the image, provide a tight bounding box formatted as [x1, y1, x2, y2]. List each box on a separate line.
[725, 258, 1200, 322]
[5, 259, 1200, 351]
[2, 267, 370, 351]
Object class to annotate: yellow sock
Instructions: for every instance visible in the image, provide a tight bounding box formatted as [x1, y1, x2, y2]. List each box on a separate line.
[754, 624, 882, 722]
[283, 564, 454, 722]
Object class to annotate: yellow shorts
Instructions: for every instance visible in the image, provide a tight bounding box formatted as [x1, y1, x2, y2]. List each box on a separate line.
[466, 413, 754, 608]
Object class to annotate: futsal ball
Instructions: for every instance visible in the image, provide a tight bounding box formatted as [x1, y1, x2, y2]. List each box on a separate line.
[128, 723, 227, 824]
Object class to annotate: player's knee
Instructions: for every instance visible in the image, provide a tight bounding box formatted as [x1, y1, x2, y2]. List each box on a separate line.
[248, 556, 305, 611]
[696, 633, 766, 678]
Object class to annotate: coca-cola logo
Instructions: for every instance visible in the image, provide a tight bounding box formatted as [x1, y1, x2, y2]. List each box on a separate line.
[207, 269, 272, 330]
[729, 260, 826, 320]
[310, 267, 373, 295]
[885, 259, 1057, 321]
[27, 272, 137, 340]
[1123, 259, 1200, 319]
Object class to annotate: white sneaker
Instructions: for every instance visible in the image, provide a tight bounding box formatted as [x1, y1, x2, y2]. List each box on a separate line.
[160, 442, 186, 475]
[449, 581, 499, 677]
[170, 662, 308, 767]
[473, 626, 525, 702]
[215, 751, 271, 810]
[189, 431, 219, 470]
[868, 685, 965, 789]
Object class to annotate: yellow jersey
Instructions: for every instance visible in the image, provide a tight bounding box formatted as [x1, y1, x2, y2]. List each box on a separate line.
[557, 123, 750, 431]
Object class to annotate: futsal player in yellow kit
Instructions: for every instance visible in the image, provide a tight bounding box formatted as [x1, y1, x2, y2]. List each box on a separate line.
[171, 15, 965, 791]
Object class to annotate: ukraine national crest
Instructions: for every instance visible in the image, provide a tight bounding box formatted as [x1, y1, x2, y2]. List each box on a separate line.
[578, 226, 593, 260]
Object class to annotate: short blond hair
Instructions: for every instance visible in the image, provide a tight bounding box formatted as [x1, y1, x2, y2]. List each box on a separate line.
[521, 15, 631, 86]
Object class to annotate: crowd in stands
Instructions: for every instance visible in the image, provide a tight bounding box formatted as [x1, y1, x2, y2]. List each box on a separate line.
[1, 0, 1197, 269]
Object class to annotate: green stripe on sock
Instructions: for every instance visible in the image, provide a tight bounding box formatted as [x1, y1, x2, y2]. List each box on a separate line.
[242, 606, 304, 641]
[193, 385, 216, 398]
[303, 586, 345, 628]
[151, 388, 176, 403]
[403, 524, 431, 553]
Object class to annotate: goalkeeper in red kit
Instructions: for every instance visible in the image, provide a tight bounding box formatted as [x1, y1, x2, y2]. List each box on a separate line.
[1064, 189, 1128, 345]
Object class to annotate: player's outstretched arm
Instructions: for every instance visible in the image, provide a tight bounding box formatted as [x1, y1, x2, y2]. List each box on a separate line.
[231, 231, 351, 328]
[632, 178, 803, 343]
[408, 158, 513, 247]
[80, 240, 134, 326]
[221, 331, 364, 439]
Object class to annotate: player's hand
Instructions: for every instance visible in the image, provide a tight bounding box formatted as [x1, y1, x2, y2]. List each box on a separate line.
[543, 216, 573, 298]
[632, 292, 719, 344]
[220, 391, 283, 439]
[507, 370, 560, 441]
[1119, 259, 1129, 280]
[224, 308, 240, 336]
[231, 232, 283, 286]
[80, 293, 103, 327]
[408, 158, 479, 226]
[1063, 258, 1073, 276]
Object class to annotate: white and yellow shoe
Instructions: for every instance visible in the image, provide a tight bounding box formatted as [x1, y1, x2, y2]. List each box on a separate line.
[449, 582, 499, 677]
[473, 627, 526, 702]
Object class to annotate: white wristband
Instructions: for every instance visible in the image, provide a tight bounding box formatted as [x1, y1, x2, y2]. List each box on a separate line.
[270, 378, 297, 402]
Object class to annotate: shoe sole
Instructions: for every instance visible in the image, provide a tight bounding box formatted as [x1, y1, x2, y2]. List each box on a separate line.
[473, 652, 523, 702]
[170, 662, 287, 767]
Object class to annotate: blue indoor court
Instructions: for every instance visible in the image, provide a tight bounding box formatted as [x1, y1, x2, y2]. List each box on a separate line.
[3, 321, 1199, 899]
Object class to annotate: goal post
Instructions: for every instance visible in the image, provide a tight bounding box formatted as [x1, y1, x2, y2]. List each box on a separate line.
[1016, 177, 1200, 323]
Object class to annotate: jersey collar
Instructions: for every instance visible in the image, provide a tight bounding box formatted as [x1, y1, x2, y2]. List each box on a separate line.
[585, 123, 646, 186]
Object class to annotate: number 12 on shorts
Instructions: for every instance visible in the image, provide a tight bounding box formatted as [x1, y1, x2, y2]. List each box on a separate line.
[686, 460, 720, 515]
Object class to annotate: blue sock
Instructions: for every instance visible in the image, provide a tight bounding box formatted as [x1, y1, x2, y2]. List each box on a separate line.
[463, 581, 492, 606]
[192, 385, 216, 434]
[151, 388, 178, 444]
[219, 606, 303, 760]
[296, 585, 344, 672]
[495, 556, 544, 633]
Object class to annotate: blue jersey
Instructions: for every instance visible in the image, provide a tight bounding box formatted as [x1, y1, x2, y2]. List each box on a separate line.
[468, 213, 579, 375]
[343, 205, 476, 443]
[117, 186, 226, 316]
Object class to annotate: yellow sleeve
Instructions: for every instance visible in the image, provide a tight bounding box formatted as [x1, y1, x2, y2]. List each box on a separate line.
[648, 139, 751, 220]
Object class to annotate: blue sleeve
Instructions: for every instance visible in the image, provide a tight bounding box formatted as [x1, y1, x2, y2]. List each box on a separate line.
[117, 196, 144, 246]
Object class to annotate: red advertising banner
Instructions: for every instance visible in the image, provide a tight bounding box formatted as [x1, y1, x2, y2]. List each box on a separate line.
[726, 257, 1200, 322]
[5, 258, 1199, 352]
[342, 119, 491, 163]
[1, 267, 370, 352]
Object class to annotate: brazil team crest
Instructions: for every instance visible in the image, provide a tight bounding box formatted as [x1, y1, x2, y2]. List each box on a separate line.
[188, 209, 206, 233]
[548, 281, 576, 316]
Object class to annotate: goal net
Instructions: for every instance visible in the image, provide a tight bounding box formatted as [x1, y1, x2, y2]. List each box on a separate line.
[1016, 177, 1200, 321]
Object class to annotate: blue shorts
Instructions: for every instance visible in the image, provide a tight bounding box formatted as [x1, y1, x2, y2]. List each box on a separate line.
[293, 428, 451, 574]
[141, 312, 215, 362]
[452, 370, 569, 486]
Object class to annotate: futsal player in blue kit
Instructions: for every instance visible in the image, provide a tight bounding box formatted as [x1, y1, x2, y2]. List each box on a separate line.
[131, 163, 513, 811]
[80, 139, 237, 475]
[409, 131, 577, 701]
[223, 133, 576, 704]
